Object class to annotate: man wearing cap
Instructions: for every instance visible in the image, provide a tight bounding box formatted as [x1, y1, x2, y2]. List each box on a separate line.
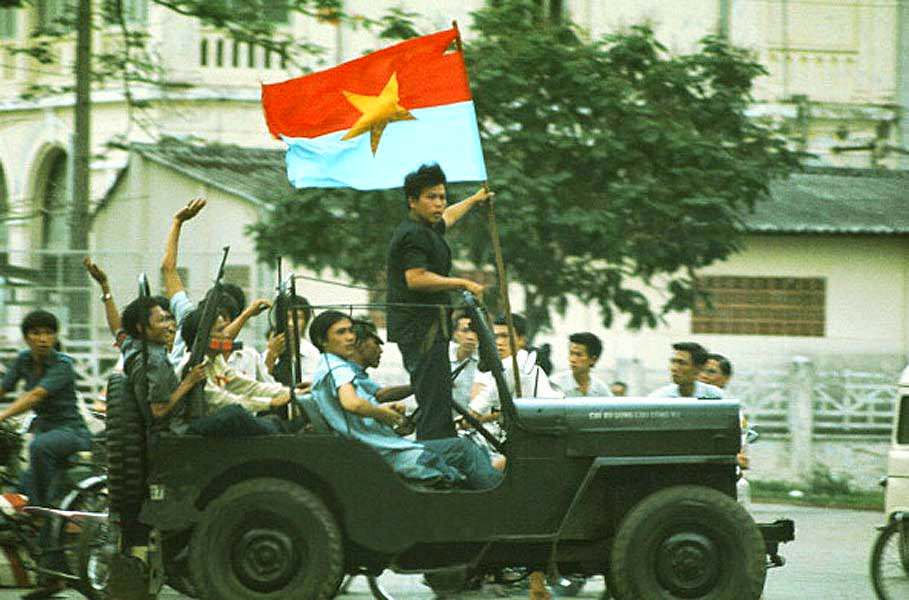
[386, 163, 493, 440]
[348, 319, 412, 406]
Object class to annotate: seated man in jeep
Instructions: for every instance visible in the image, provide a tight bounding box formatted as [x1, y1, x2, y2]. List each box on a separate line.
[348, 319, 413, 406]
[120, 296, 206, 436]
[309, 311, 502, 490]
[173, 305, 306, 436]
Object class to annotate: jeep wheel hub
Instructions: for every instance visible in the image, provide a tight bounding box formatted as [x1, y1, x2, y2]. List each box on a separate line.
[655, 532, 720, 595]
[233, 527, 300, 591]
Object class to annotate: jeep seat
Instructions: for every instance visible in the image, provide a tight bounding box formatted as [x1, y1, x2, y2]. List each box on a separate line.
[296, 392, 332, 434]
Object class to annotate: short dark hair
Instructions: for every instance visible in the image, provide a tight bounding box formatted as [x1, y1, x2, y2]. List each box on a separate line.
[351, 319, 383, 346]
[21, 309, 59, 337]
[403, 163, 446, 206]
[611, 380, 627, 389]
[277, 294, 313, 331]
[180, 301, 234, 349]
[672, 342, 709, 367]
[493, 313, 527, 338]
[706, 353, 733, 377]
[568, 332, 603, 361]
[121, 296, 170, 339]
[451, 310, 476, 335]
[309, 310, 350, 353]
[221, 283, 246, 320]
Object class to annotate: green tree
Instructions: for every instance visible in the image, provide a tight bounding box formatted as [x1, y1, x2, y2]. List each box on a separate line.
[250, 0, 801, 333]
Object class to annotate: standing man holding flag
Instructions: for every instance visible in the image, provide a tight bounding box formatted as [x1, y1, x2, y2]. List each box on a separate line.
[262, 26, 496, 441]
[387, 164, 491, 440]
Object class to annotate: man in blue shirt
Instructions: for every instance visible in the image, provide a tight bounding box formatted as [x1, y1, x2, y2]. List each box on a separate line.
[0, 310, 92, 597]
[309, 311, 502, 490]
[0, 310, 91, 506]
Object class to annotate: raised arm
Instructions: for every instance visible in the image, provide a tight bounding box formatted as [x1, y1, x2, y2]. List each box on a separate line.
[442, 187, 494, 229]
[83, 257, 121, 336]
[223, 299, 271, 340]
[161, 198, 206, 298]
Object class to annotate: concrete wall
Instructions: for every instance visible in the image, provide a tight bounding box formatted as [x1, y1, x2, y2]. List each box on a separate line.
[749, 435, 891, 492]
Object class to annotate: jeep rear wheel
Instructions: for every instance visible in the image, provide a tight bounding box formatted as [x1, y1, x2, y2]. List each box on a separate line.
[189, 478, 343, 600]
[609, 485, 766, 600]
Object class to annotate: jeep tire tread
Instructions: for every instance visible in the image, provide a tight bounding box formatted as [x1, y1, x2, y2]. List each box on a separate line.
[609, 485, 766, 600]
[190, 478, 343, 600]
[105, 373, 147, 518]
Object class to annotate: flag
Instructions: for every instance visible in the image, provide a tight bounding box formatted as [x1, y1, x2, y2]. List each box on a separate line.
[261, 28, 487, 190]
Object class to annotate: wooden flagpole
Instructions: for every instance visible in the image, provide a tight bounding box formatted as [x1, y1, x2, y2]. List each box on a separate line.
[452, 21, 522, 398]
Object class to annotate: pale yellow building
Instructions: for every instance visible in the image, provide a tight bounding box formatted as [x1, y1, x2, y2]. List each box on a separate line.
[0, 0, 906, 344]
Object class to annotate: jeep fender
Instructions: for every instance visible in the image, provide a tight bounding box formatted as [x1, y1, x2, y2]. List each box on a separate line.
[553, 455, 736, 541]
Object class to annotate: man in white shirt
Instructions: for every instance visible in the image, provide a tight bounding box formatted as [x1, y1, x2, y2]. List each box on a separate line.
[449, 311, 479, 412]
[552, 332, 612, 398]
[269, 295, 320, 385]
[698, 353, 751, 472]
[469, 314, 562, 426]
[648, 342, 724, 399]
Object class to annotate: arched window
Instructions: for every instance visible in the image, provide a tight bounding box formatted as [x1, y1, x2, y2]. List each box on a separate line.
[40, 149, 69, 251]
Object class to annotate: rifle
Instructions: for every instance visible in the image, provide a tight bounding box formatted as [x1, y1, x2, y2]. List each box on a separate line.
[287, 275, 303, 420]
[185, 246, 230, 419]
[137, 273, 150, 402]
[273, 262, 302, 420]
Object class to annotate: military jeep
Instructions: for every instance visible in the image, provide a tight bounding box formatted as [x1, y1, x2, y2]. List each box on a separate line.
[108, 293, 794, 600]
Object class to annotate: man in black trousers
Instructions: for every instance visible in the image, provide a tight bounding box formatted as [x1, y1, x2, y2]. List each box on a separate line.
[386, 163, 492, 440]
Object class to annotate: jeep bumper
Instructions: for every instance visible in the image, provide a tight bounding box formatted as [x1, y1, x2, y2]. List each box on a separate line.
[758, 519, 795, 568]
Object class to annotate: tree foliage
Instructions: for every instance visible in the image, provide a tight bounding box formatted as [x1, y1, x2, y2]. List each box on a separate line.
[250, 0, 801, 332]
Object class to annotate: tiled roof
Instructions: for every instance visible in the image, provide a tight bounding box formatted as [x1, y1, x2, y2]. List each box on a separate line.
[752, 167, 909, 234]
[129, 142, 909, 235]
[131, 140, 291, 206]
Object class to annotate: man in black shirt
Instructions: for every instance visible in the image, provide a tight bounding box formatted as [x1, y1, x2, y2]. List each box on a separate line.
[386, 163, 492, 440]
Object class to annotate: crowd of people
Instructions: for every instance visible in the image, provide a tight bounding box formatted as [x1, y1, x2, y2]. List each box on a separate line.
[0, 162, 747, 600]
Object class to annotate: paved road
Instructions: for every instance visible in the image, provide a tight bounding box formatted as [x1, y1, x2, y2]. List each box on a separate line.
[0, 503, 884, 599]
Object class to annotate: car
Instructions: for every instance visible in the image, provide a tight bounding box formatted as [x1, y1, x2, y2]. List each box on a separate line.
[106, 292, 795, 600]
[870, 364, 909, 600]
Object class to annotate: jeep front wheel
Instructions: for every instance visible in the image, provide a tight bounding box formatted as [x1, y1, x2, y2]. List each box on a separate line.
[609, 485, 766, 600]
[189, 478, 343, 600]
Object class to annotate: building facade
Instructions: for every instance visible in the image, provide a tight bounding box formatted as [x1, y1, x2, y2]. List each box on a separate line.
[0, 0, 906, 344]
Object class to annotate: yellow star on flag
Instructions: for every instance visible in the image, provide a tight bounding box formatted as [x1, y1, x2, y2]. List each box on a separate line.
[341, 72, 416, 155]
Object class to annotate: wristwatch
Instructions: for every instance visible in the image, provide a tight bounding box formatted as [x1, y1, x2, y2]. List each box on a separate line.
[100, 292, 112, 302]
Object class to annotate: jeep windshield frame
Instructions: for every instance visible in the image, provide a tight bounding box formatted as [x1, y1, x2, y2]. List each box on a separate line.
[460, 291, 518, 431]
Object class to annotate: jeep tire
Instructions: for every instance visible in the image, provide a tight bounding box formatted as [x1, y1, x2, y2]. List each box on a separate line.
[609, 485, 766, 600]
[105, 372, 147, 519]
[189, 478, 343, 600]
